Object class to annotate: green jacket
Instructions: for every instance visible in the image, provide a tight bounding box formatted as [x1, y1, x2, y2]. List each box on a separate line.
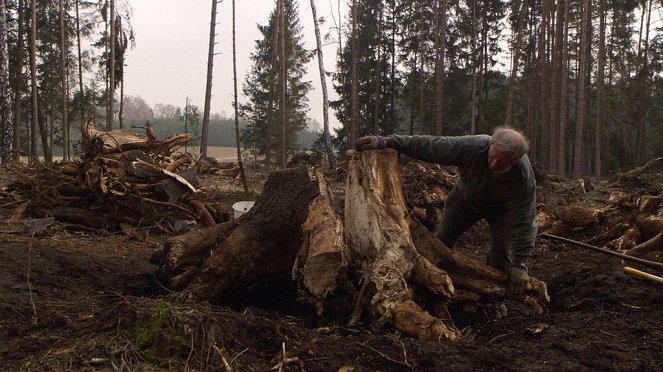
[387, 134, 537, 264]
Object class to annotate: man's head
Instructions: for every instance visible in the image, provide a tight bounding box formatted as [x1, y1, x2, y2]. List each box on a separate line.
[488, 127, 529, 172]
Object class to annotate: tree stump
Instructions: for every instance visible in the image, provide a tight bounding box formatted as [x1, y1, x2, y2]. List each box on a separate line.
[152, 151, 550, 342]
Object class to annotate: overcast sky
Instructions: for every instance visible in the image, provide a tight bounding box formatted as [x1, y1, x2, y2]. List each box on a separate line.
[123, 0, 345, 129]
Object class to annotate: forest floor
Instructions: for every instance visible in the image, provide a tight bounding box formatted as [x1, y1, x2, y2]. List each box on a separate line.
[0, 161, 662, 371]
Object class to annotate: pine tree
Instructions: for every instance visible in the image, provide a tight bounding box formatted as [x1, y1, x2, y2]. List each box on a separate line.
[240, 0, 312, 161]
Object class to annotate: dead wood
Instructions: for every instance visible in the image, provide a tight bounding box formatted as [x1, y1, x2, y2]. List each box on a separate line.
[626, 232, 663, 258]
[552, 205, 603, 227]
[292, 168, 349, 314]
[343, 150, 548, 341]
[610, 156, 663, 184]
[183, 168, 322, 299]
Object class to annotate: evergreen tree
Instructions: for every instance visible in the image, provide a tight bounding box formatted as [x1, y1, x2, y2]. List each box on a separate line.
[240, 0, 312, 160]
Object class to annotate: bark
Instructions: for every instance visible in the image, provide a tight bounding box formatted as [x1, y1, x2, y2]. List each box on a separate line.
[573, 0, 591, 178]
[152, 155, 550, 342]
[434, 0, 446, 135]
[278, 0, 286, 169]
[12, 0, 25, 161]
[29, 0, 38, 162]
[108, 0, 115, 130]
[200, 0, 218, 158]
[557, 0, 570, 176]
[231, 0, 249, 194]
[309, 0, 336, 170]
[0, 0, 12, 162]
[349, 0, 358, 149]
[503, 0, 528, 128]
[75, 0, 84, 125]
[595, 0, 606, 179]
[59, 0, 69, 161]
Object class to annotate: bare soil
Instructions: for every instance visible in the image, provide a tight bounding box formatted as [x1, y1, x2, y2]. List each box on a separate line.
[0, 165, 662, 371]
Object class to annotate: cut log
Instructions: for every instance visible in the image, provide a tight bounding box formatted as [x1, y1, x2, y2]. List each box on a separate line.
[552, 205, 603, 227]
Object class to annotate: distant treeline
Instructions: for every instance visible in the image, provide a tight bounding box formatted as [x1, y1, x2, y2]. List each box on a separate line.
[124, 117, 320, 150]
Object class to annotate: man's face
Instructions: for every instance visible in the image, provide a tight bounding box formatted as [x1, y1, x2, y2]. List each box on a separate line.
[488, 144, 517, 172]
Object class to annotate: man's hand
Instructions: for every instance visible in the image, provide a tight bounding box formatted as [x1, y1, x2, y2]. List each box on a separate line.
[508, 264, 529, 295]
[355, 135, 387, 151]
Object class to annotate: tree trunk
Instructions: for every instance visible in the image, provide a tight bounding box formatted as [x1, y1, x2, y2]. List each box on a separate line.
[108, 0, 115, 130]
[595, 0, 606, 179]
[278, 0, 286, 169]
[309, 0, 336, 170]
[75, 0, 84, 125]
[231, 0, 249, 194]
[573, 0, 591, 178]
[503, 0, 528, 128]
[537, 0, 551, 172]
[0, 0, 12, 162]
[349, 0, 358, 150]
[557, 0, 570, 176]
[635, 0, 652, 165]
[550, 0, 565, 173]
[12, 0, 25, 161]
[434, 0, 446, 135]
[200, 0, 218, 159]
[29, 0, 38, 162]
[59, 0, 70, 161]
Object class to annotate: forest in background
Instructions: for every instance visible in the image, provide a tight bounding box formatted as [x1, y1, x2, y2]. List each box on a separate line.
[0, 0, 661, 177]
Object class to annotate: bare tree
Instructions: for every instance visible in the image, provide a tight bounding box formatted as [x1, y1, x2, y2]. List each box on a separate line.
[278, 0, 286, 169]
[200, 0, 219, 159]
[573, 0, 591, 178]
[75, 0, 84, 125]
[0, 0, 12, 162]
[557, 0, 570, 176]
[309, 0, 336, 169]
[108, 0, 115, 130]
[12, 0, 25, 161]
[59, 0, 70, 161]
[434, 0, 447, 135]
[595, 0, 606, 179]
[232, 0, 248, 193]
[348, 0, 358, 150]
[503, 0, 528, 128]
[635, 0, 653, 164]
[29, 0, 38, 162]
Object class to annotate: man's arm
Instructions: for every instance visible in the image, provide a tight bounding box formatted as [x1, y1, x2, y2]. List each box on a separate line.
[386, 135, 485, 166]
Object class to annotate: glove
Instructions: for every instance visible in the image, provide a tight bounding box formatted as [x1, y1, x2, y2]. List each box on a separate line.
[355, 135, 387, 151]
[507, 264, 529, 295]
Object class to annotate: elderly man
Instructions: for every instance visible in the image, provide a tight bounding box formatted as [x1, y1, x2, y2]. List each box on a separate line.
[355, 127, 537, 295]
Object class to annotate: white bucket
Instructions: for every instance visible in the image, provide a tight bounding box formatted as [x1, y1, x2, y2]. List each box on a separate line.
[232, 201, 255, 219]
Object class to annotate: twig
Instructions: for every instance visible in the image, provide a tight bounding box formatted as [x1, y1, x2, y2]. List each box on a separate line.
[489, 330, 517, 344]
[27, 236, 38, 324]
[356, 342, 413, 369]
[229, 347, 249, 367]
[213, 345, 233, 372]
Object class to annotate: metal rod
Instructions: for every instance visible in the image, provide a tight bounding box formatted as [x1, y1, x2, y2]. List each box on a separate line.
[539, 233, 663, 271]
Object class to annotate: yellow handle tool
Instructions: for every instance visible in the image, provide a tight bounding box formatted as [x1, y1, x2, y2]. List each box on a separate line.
[624, 266, 663, 285]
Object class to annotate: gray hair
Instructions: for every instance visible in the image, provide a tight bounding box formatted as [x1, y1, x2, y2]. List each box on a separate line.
[491, 127, 529, 159]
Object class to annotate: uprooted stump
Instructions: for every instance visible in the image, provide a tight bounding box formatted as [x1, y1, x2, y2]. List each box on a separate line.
[152, 150, 549, 342]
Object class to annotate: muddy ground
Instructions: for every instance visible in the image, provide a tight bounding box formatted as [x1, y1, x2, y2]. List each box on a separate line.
[0, 164, 662, 371]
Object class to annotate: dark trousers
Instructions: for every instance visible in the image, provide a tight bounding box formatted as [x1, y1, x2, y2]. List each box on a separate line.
[435, 187, 513, 272]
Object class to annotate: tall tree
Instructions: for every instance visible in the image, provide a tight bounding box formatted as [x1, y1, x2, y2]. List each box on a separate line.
[59, 0, 69, 161]
[12, 0, 25, 161]
[309, 0, 336, 169]
[433, 0, 447, 135]
[240, 0, 312, 159]
[278, 0, 286, 168]
[0, 0, 12, 162]
[200, 0, 219, 159]
[503, 0, 528, 128]
[573, 0, 591, 178]
[29, 0, 38, 161]
[231, 0, 248, 193]
[349, 0, 358, 149]
[595, 0, 606, 179]
[107, 0, 115, 130]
